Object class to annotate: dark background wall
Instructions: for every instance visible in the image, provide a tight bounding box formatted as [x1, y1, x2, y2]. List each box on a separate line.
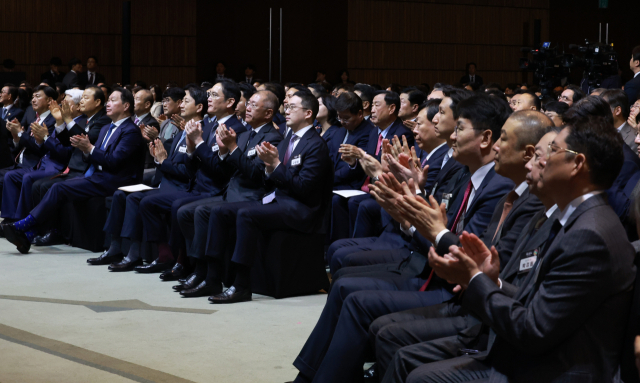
[1, 0, 638, 89]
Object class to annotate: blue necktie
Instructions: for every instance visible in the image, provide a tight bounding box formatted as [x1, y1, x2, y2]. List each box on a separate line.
[85, 123, 116, 178]
[207, 121, 219, 146]
[1, 108, 7, 120]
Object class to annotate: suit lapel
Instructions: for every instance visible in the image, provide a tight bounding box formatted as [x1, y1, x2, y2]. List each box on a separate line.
[464, 167, 495, 218]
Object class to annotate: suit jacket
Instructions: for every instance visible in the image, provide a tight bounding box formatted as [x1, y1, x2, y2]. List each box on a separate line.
[20, 106, 36, 128]
[136, 113, 161, 168]
[2, 106, 24, 123]
[429, 154, 464, 202]
[222, 123, 283, 202]
[0, 119, 15, 168]
[436, 185, 543, 269]
[606, 143, 640, 239]
[463, 194, 635, 383]
[80, 71, 105, 88]
[39, 115, 87, 172]
[267, 127, 334, 234]
[332, 119, 374, 190]
[62, 71, 79, 88]
[421, 144, 449, 193]
[154, 131, 192, 192]
[619, 122, 638, 153]
[319, 125, 341, 159]
[158, 119, 179, 142]
[40, 70, 65, 84]
[12, 112, 56, 170]
[366, 118, 415, 161]
[460, 74, 483, 85]
[84, 118, 146, 189]
[188, 116, 246, 195]
[624, 75, 640, 105]
[61, 108, 112, 172]
[273, 112, 286, 126]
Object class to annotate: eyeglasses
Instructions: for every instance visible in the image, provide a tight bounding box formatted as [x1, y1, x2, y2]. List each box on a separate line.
[246, 102, 263, 110]
[284, 104, 307, 112]
[557, 95, 572, 102]
[547, 142, 580, 160]
[207, 91, 220, 99]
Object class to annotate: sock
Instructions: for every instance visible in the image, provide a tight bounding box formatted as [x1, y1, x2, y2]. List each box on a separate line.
[14, 215, 37, 232]
[157, 242, 175, 263]
[233, 263, 251, 290]
[24, 230, 37, 242]
[194, 259, 207, 278]
[123, 241, 141, 262]
[107, 235, 122, 256]
[176, 247, 188, 266]
[205, 259, 222, 285]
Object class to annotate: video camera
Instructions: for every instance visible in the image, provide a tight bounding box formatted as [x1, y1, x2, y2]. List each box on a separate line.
[564, 39, 619, 92]
[519, 42, 568, 96]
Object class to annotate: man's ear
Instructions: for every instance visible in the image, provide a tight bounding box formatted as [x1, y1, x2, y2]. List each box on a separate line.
[479, 130, 493, 149]
[523, 144, 535, 162]
[362, 101, 370, 110]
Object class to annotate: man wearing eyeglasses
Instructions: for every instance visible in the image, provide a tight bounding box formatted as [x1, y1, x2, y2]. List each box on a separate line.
[557, 84, 585, 107]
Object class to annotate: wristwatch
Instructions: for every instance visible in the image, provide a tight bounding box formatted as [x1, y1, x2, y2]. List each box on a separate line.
[371, 175, 380, 184]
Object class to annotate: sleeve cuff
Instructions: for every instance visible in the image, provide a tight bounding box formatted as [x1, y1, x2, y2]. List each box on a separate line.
[265, 163, 280, 177]
[55, 123, 66, 133]
[435, 229, 450, 246]
[195, 141, 204, 149]
[469, 271, 483, 284]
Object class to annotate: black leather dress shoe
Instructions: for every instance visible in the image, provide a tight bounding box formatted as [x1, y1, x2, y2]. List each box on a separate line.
[134, 259, 174, 274]
[180, 281, 223, 298]
[160, 263, 189, 281]
[87, 251, 124, 265]
[172, 274, 203, 292]
[34, 231, 65, 246]
[208, 286, 252, 304]
[108, 258, 143, 272]
[2, 223, 31, 254]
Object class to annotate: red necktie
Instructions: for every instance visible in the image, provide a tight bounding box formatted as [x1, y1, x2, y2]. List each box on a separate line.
[361, 133, 384, 192]
[419, 180, 472, 292]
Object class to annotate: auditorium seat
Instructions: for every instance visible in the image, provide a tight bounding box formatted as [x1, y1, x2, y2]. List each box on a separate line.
[60, 196, 107, 252]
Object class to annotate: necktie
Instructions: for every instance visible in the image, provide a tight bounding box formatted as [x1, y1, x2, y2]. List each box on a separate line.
[342, 131, 350, 144]
[89, 73, 94, 84]
[419, 180, 473, 292]
[375, 133, 383, 155]
[134, 117, 140, 126]
[85, 123, 116, 177]
[2, 107, 7, 120]
[492, 190, 519, 243]
[361, 133, 385, 192]
[207, 121, 219, 146]
[471, 75, 475, 83]
[246, 130, 256, 149]
[283, 135, 297, 165]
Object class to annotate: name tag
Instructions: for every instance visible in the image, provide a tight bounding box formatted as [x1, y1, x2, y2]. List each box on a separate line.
[441, 193, 452, 211]
[178, 146, 187, 153]
[212, 144, 219, 152]
[518, 250, 539, 273]
[262, 191, 276, 204]
[247, 147, 256, 157]
[431, 182, 438, 197]
[85, 126, 90, 132]
[291, 155, 301, 166]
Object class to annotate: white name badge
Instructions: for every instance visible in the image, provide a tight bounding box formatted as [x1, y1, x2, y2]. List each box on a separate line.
[291, 155, 301, 166]
[441, 193, 452, 212]
[519, 255, 537, 273]
[247, 148, 256, 157]
[178, 146, 187, 153]
[212, 144, 219, 152]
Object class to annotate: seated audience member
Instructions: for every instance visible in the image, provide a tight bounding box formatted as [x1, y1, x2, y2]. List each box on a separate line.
[187, 91, 333, 304]
[417, 112, 633, 383]
[337, 90, 415, 239]
[590, 87, 607, 96]
[629, 97, 640, 130]
[155, 87, 185, 143]
[133, 89, 161, 181]
[601, 89, 637, 152]
[0, 85, 58, 212]
[558, 84, 585, 107]
[1, 89, 84, 223]
[86, 88, 202, 269]
[41, 57, 65, 84]
[170, 90, 283, 294]
[122, 83, 246, 272]
[353, 83, 374, 120]
[148, 84, 163, 119]
[235, 82, 256, 126]
[398, 87, 427, 131]
[2, 88, 146, 254]
[542, 100, 569, 127]
[373, 126, 559, 381]
[1, 84, 24, 122]
[624, 45, 640, 104]
[291, 94, 514, 383]
[328, 99, 447, 271]
[316, 94, 340, 147]
[31, 86, 112, 246]
[509, 90, 540, 112]
[307, 83, 325, 98]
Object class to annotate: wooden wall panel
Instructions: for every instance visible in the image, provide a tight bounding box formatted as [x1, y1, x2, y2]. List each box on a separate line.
[0, 0, 196, 87]
[347, 0, 549, 87]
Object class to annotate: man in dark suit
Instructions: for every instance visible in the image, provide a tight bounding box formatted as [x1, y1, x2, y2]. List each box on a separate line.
[30, 86, 112, 246]
[372, 129, 560, 381]
[418, 118, 634, 383]
[290, 94, 514, 383]
[1, 84, 24, 122]
[156, 87, 185, 143]
[170, 90, 283, 294]
[0, 85, 57, 218]
[40, 57, 65, 84]
[601, 89, 638, 152]
[2, 87, 145, 254]
[192, 91, 333, 304]
[132, 88, 161, 181]
[62, 58, 82, 89]
[81, 56, 105, 88]
[459, 62, 483, 86]
[1, 89, 85, 222]
[624, 45, 640, 104]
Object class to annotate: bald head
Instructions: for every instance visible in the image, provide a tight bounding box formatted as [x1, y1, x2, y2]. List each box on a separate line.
[509, 110, 554, 149]
[134, 89, 154, 115]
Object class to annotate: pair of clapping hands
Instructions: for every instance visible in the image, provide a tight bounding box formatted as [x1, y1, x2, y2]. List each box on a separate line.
[368, 173, 501, 293]
[141, 114, 186, 141]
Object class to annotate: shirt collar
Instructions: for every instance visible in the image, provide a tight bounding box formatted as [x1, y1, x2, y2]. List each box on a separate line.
[292, 124, 314, 139]
[635, 72, 640, 78]
[218, 114, 233, 125]
[135, 112, 149, 122]
[73, 115, 83, 122]
[377, 120, 394, 137]
[87, 71, 95, 75]
[617, 121, 627, 132]
[254, 123, 268, 133]
[546, 204, 558, 218]
[3, 104, 12, 110]
[364, 115, 370, 120]
[113, 116, 131, 127]
[557, 191, 603, 226]
[514, 181, 528, 197]
[38, 110, 51, 121]
[470, 161, 495, 191]
[426, 142, 447, 161]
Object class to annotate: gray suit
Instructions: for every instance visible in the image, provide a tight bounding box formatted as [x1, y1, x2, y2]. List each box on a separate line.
[619, 122, 638, 153]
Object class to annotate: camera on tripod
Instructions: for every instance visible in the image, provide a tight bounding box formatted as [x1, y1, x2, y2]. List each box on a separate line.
[519, 42, 568, 96]
[564, 39, 619, 90]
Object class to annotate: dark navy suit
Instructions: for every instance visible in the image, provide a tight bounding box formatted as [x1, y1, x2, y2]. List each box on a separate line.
[177, 123, 283, 260]
[206, 126, 333, 269]
[104, 129, 192, 242]
[29, 117, 146, 226]
[137, 116, 246, 251]
[2, 106, 24, 123]
[1, 112, 57, 219]
[606, 143, 640, 241]
[292, 166, 514, 383]
[319, 125, 341, 159]
[624, 74, 640, 105]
